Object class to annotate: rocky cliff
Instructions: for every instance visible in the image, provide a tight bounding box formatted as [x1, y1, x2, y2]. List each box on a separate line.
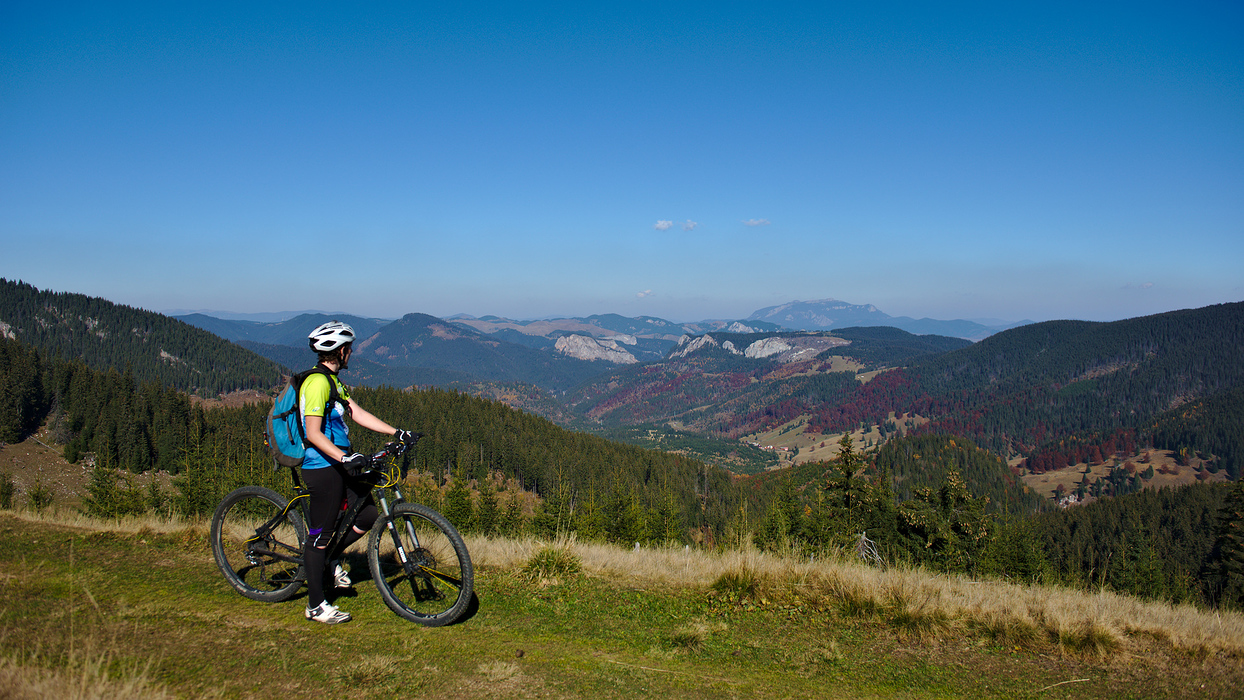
[554, 334, 639, 363]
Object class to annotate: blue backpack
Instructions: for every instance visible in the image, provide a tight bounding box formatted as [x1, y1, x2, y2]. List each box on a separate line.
[264, 367, 341, 468]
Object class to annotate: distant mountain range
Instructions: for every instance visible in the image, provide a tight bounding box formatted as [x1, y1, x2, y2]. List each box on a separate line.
[158, 309, 360, 323]
[170, 302, 997, 398]
[563, 302, 1244, 477]
[165, 299, 1029, 393]
[5, 278, 1241, 484]
[172, 298, 1007, 386]
[171, 299, 1025, 351]
[176, 312, 612, 392]
[747, 299, 1030, 340]
[174, 312, 392, 347]
[448, 314, 788, 361]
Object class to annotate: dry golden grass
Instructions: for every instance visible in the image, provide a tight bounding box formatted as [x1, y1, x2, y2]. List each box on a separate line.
[468, 532, 1244, 658]
[3, 505, 204, 535]
[1022, 449, 1228, 501]
[0, 652, 177, 700]
[11, 506, 1244, 661]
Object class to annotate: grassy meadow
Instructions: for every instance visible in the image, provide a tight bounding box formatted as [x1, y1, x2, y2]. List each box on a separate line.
[2, 507, 1242, 699]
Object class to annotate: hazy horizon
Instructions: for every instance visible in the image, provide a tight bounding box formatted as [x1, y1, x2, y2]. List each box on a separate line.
[150, 294, 1232, 329]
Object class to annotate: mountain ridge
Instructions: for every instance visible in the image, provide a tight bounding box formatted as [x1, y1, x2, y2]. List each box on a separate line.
[0, 278, 283, 395]
[18, 279, 1238, 483]
[747, 298, 1029, 340]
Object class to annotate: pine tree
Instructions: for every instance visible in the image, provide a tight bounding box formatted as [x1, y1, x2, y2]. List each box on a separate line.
[755, 477, 801, 552]
[443, 477, 474, 533]
[499, 491, 527, 535]
[83, 465, 147, 518]
[475, 474, 500, 535]
[0, 471, 14, 509]
[571, 486, 607, 541]
[1210, 480, 1244, 609]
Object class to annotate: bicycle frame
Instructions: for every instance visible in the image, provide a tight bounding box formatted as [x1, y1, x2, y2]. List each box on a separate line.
[247, 441, 418, 578]
[214, 435, 473, 625]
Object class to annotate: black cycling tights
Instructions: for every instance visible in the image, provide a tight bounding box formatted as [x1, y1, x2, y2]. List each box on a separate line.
[302, 464, 378, 609]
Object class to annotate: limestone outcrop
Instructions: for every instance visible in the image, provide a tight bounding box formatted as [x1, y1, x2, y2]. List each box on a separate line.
[554, 334, 639, 363]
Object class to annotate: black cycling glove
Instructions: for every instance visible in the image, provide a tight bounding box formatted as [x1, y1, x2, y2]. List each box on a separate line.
[393, 429, 423, 446]
[340, 452, 371, 472]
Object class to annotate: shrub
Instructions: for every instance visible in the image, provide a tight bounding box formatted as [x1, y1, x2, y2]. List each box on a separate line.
[0, 471, 14, 509]
[711, 565, 764, 600]
[28, 480, 53, 511]
[521, 546, 582, 582]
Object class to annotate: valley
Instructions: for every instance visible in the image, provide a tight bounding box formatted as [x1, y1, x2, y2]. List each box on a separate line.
[740, 411, 931, 470]
[3, 278, 1244, 611]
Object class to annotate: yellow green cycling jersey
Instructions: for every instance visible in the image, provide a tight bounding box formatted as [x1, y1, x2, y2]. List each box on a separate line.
[299, 370, 350, 470]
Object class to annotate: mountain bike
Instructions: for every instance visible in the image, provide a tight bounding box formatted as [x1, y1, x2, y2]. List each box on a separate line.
[209, 440, 474, 626]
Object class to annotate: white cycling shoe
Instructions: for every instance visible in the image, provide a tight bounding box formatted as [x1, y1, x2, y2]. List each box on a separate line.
[332, 561, 352, 589]
[305, 602, 352, 624]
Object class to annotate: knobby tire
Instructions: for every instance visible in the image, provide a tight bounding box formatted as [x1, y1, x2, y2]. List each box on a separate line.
[210, 485, 307, 602]
[367, 503, 473, 626]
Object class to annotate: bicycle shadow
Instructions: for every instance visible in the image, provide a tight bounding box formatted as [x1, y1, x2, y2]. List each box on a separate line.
[337, 552, 480, 626]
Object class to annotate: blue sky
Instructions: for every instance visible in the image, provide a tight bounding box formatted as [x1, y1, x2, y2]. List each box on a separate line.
[2, 2, 1241, 323]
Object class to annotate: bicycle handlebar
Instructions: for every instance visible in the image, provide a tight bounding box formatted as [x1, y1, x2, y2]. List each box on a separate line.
[369, 441, 408, 462]
[365, 430, 422, 460]
[355, 436, 421, 482]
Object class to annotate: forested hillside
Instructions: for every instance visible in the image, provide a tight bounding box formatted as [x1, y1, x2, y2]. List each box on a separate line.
[1150, 386, 1244, 479]
[352, 313, 611, 391]
[566, 327, 969, 431]
[748, 434, 1043, 538]
[0, 335, 751, 542]
[827, 326, 973, 365]
[745, 433, 1047, 580]
[347, 384, 751, 542]
[181, 309, 618, 392]
[0, 279, 283, 395]
[1031, 482, 1235, 605]
[741, 431, 1244, 607]
[872, 433, 1045, 513]
[0, 335, 200, 467]
[790, 303, 1244, 473]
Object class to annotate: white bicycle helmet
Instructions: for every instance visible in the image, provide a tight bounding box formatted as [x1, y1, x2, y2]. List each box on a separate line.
[308, 320, 355, 352]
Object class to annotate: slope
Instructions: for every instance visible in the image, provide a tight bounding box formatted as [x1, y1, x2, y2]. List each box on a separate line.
[353, 313, 611, 391]
[0, 278, 282, 395]
[803, 302, 1244, 467]
[566, 327, 970, 432]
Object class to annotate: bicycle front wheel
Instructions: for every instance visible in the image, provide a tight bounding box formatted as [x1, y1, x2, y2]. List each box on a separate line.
[368, 503, 474, 626]
[210, 486, 307, 602]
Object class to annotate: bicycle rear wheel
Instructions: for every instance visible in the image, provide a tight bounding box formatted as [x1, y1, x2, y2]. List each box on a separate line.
[368, 503, 473, 626]
[210, 486, 307, 602]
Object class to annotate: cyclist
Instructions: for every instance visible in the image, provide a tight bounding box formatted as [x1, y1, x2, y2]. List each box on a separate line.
[301, 320, 417, 624]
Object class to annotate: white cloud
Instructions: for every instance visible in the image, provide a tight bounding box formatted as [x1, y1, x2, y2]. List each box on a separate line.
[743, 218, 771, 226]
[636, 289, 653, 298]
[653, 220, 673, 231]
[682, 219, 698, 231]
[1141, 281, 1154, 289]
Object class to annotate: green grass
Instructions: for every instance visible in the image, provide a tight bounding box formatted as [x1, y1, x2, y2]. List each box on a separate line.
[1, 513, 1240, 699]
